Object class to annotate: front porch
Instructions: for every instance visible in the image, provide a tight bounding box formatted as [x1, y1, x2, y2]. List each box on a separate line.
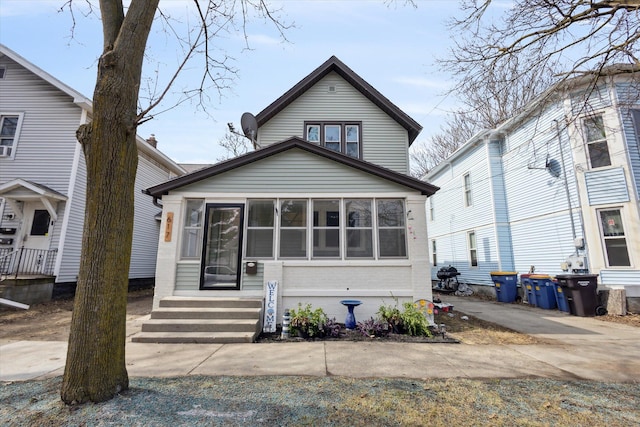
[0, 247, 57, 305]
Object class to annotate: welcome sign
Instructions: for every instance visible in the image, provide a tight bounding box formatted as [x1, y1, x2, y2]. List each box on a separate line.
[263, 280, 278, 333]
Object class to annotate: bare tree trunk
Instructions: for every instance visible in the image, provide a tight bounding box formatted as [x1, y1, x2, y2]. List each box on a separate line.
[61, 0, 159, 404]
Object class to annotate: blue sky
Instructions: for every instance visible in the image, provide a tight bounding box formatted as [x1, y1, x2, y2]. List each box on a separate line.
[0, 0, 489, 164]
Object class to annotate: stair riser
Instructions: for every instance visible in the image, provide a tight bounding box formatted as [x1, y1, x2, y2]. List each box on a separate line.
[151, 310, 261, 320]
[142, 323, 259, 333]
[132, 335, 254, 344]
[159, 299, 262, 309]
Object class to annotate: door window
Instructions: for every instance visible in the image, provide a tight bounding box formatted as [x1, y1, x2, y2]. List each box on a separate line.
[30, 210, 50, 236]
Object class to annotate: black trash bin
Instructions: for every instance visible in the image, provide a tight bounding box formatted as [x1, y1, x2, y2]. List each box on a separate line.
[555, 274, 605, 317]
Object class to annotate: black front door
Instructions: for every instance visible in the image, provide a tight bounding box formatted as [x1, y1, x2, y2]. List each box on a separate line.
[200, 204, 244, 290]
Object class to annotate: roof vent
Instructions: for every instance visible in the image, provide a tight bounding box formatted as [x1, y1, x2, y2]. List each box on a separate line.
[328, 85, 336, 93]
[0, 67, 6, 79]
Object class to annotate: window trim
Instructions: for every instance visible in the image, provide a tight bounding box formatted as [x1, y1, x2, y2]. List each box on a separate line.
[463, 173, 472, 207]
[583, 114, 612, 169]
[303, 121, 362, 158]
[597, 207, 631, 267]
[0, 113, 25, 159]
[180, 199, 204, 260]
[245, 199, 276, 259]
[431, 239, 437, 267]
[468, 231, 478, 267]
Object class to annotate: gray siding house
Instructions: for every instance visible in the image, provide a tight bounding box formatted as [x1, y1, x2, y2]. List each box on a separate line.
[0, 44, 184, 302]
[425, 67, 640, 312]
[143, 56, 439, 335]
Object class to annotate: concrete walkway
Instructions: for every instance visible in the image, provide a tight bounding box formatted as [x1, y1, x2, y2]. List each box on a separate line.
[2, 296, 639, 383]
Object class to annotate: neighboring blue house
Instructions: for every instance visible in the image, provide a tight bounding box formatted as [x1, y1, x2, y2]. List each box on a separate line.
[425, 66, 640, 313]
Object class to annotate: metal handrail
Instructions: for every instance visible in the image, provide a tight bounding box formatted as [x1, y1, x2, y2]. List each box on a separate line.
[0, 247, 57, 278]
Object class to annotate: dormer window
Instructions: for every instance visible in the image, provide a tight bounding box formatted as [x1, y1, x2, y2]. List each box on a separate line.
[305, 121, 361, 158]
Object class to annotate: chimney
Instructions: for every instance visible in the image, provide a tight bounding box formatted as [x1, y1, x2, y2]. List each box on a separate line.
[146, 134, 157, 148]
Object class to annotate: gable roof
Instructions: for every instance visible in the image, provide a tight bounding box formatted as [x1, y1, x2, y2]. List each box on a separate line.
[145, 137, 439, 198]
[0, 44, 92, 111]
[0, 44, 185, 176]
[255, 56, 423, 144]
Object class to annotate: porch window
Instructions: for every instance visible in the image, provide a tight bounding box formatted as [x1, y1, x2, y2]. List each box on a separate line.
[279, 199, 307, 258]
[598, 209, 631, 266]
[0, 114, 21, 158]
[377, 199, 406, 258]
[345, 199, 373, 258]
[304, 122, 362, 158]
[313, 199, 340, 258]
[584, 115, 611, 168]
[181, 200, 204, 259]
[468, 231, 478, 267]
[246, 200, 274, 258]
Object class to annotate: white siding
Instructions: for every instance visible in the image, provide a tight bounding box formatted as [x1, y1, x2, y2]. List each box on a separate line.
[258, 73, 410, 174]
[585, 168, 630, 205]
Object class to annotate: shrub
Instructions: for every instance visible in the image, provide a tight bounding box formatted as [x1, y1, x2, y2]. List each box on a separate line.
[323, 317, 342, 338]
[400, 302, 432, 337]
[290, 303, 331, 338]
[356, 317, 389, 338]
[378, 303, 403, 333]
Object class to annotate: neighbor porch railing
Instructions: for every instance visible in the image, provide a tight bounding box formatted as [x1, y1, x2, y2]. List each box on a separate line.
[0, 247, 58, 279]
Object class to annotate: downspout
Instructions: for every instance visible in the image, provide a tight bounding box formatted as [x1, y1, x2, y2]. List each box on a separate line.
[553, 119, 577, 245]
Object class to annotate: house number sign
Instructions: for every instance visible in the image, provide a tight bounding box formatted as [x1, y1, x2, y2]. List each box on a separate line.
[164, 212, 174, 242]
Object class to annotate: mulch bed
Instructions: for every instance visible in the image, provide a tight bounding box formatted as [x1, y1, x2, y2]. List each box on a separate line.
[256, 325, 459, 344]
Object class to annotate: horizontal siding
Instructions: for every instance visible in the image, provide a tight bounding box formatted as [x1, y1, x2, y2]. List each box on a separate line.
[585, 168, 629, 205]
[129, 156, 174, 278]
[242, 262, 264, 291]
[176, 263, 200, 291]
[570, 84, 611, 114]
[427, 143, 494, 239]
[430, 225, 499, 286]
[599, 269, 640, 286]
[258, 73, 410, 174]
[175, 262, 263, 291]
[178, 148, 412, 194]
[0, 56, 81, 192]
[55, 146, 87, 282]
[510, 212, 582, 275]
[617, 102, 640, 199]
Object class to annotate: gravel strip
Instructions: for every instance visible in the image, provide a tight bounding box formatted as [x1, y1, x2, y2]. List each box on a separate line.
[2, 376, 638, 426]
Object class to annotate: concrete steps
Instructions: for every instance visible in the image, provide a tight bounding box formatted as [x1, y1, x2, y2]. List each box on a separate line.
[132, 297, 263, 344]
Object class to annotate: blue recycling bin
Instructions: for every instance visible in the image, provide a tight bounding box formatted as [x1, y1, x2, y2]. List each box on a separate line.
[530, 275, 557, 310]
[521, 273, 536, 306]
[490, 272, 519, 303]
[552, 279, 570, 313]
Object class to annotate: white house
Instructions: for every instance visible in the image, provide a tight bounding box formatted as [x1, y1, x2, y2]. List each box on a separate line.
[137, 56, 439, 342]
[0, 44, 185, 303]
[425, 66, 640, 313]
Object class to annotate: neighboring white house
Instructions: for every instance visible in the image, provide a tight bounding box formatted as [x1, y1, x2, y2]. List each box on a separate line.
[145, 56, 439, 324]
[0, 44, 185, 303]
[425, 66, 640, 313]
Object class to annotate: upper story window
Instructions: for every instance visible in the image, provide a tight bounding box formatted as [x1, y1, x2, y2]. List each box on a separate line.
[584, 115, 611, 168]
[463, 173, 472, 207]
[0, 114, 23, 158]
[305, 122, 361, 158]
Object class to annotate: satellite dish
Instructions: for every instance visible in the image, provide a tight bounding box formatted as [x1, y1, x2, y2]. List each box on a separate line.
[241, 112, 258, 141]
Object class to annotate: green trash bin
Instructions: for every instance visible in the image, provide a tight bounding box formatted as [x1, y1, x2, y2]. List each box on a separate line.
[490, 272, 519, 303]
[555, 274, 605, 317]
